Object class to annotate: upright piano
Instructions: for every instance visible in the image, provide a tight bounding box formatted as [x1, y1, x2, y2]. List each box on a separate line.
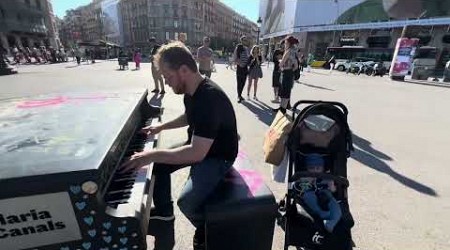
[0, 90, 160, 250]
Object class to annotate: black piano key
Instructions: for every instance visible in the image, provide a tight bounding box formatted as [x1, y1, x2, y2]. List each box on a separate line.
[107, 183, 134, 192]
[105, 192, 132, 202]
[107, 199, 129, 205]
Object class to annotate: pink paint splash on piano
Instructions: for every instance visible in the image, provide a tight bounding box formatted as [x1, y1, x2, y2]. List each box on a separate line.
[17, 95, 112, 109]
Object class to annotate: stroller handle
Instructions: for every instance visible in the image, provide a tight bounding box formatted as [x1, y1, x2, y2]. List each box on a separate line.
[290, 172, 349, 187]
[292, 100, 348, 120]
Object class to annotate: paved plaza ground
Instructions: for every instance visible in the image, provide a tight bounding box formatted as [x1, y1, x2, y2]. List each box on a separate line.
[1, 60, 449, 250]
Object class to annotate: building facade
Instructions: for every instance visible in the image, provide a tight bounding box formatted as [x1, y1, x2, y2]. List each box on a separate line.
[260, 0, 450, 67]
[59, 0, 256, 52]
[120, 0, 219, 48]
[0, 0, 59, 54]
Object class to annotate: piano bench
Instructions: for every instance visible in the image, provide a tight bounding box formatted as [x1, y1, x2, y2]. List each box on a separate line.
[204, 164, 278, 250]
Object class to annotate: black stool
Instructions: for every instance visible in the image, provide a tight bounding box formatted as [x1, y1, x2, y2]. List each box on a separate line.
[204, 163, 278, 250]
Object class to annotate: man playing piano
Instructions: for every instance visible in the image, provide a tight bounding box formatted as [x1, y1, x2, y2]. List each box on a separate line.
[121, 41, 239, 250]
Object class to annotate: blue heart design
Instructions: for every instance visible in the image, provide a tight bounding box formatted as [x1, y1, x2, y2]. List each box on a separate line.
[75, 202, 87, 211]
[83, 216, 94, 226]
[118, 226, 127, 234]
[102, 222, 112, 229]
[120, 237, 128, 245]
[70, 185, 81, 194]
[82, 242, 91, 250]
[60, 247, 70, 250]
[103, 236, 112, 243]
[87, 229, 96, 237]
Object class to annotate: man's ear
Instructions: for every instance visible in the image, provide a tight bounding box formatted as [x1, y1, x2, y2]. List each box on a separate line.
[180, 65, 191, 75]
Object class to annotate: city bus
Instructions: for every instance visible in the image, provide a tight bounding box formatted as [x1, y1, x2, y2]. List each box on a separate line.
[326, 46, 394, 71]
[327, 46, 439, 73]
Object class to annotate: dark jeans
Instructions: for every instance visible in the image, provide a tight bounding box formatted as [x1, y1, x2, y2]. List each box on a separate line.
[153, 158, 233, 228]
[279, 69, 294, 99]
[236, 66, 248, 98]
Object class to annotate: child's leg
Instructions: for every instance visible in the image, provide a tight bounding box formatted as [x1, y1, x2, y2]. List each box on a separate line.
[322, 190, 342, 233]
[302, 191, 330, 219]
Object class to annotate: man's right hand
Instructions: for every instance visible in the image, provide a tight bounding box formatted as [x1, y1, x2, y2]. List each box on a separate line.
[141, 124, 163, 136]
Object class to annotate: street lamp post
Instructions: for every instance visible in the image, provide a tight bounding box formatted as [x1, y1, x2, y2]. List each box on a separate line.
[257, 17, 262, 45]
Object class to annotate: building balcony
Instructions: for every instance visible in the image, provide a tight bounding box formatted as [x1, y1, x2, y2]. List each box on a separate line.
[0, 19, 48, 35]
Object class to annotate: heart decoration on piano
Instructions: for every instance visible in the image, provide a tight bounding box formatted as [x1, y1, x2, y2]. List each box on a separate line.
[87, 229, 97, 238]
[103, 236, 112, 243]
[103, 222, 112, 230]
[70, 185, 81, 195]
[75, 201, 87, 211]
[120, 237, 128, 245]
[118, 226, 127, 234]
[83, 216, 94, 226]
[82, 242, 92, 250]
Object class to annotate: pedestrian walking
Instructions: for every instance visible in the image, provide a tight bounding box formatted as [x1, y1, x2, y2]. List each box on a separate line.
[273, 36, 299, 114]
[134, 48, 142, 70]
[328, 56, 336, 74]
[272, 42, 284, 103]
[75, 48, 81, 65]
[233, 36, 250, 103]
[197, 37, 214, 78]
[149, 38, 165, 94]
[247, 45, 263, 99]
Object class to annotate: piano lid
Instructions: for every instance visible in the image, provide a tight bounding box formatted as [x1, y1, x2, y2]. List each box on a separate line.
[0, 90, 147, 180]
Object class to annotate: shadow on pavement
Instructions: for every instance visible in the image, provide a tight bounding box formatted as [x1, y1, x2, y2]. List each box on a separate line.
[241, 99, 275, 126]
[298, 81, 335, 91]
[351, 134, 438, 197]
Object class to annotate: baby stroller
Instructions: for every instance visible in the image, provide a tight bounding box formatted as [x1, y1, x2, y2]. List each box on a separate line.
[278, 100, 355, 250]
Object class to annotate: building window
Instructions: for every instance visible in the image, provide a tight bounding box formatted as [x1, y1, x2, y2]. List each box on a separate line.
[173, 4, 178, 17]
[174, 20, 178, 28]
[35, 0, 41, 10]
[17, 14, 22, 22]
[164, 19, 171, 27]
[163, 4, 169, 15]
[0, 7, 5, 19]
[166, 32, 170, 40]
[25, 0, 31, 7]
[182, 6, 187, 18]
[175, 32, 179, 41]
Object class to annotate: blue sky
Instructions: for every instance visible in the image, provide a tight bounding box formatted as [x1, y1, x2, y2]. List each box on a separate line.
[52, 0, 259, 21]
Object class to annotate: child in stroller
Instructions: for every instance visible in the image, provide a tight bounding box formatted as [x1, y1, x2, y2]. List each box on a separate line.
[293, 154, 342, 233]
[278, 100, 354, 250]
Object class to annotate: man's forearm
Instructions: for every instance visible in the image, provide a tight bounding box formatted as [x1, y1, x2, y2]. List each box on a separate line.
[161, 114, 188, 130]
[147, 145, 199, 165]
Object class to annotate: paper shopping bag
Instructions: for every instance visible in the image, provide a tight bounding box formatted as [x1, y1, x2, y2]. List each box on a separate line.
[263, 111, 292, 165]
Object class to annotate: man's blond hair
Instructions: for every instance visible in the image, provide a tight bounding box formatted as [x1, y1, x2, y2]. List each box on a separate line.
[154, 41, 198, 72]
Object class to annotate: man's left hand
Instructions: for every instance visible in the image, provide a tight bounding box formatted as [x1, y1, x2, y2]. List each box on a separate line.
[120, 151, 152, 173]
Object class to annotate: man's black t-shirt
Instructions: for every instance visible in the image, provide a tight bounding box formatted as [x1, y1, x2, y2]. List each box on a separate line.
[184, 78, 238, 161]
